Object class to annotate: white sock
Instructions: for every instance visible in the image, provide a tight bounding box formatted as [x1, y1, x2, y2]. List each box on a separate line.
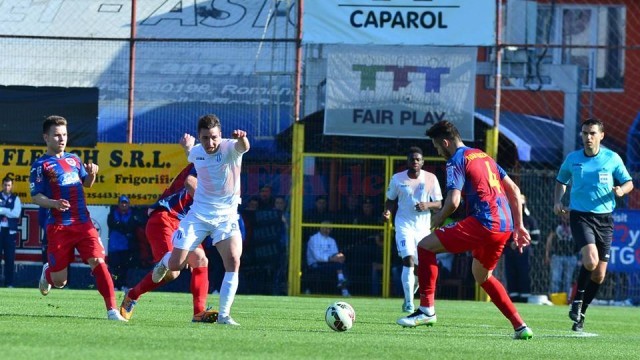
[219, 272, 239, 318]
[419, 306, 435, 316]
[160, 252, 171, 268]
[337, 273, 345, 281]
[402, 266, 415, 304]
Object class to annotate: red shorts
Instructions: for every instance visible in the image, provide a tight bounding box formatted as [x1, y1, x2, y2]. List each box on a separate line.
[145, 210, 180, 263]
[434, 216, 511, 270]
[46, 222, 104, 272]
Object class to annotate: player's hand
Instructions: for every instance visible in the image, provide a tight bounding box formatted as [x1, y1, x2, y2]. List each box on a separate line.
[84, 162, 99, 176]
[232, 129, 247, 139]
[415, 202, 425, 212]
[553, 202, 569, 216]
[613, 186, 626, 198]
[382, 209, 391, 221]
[331, 253, 346, 263]
[180, 133, 196, 151]
[53, 199, 71, 211]
[512, 225, 531, 254]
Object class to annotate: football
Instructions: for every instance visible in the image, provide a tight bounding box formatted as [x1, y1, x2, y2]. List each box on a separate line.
[325, 301, 355, 332]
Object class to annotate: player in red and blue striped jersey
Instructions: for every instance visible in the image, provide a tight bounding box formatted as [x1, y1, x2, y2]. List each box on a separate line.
[397, 120, 533, 340]
[120, 160, 217, 323]
[30, 115, 126, 321]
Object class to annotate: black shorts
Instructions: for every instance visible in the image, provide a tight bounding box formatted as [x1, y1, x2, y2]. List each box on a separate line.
[569, 211, 613, 262]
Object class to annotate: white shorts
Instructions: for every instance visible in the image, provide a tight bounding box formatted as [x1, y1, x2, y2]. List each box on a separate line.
[172, 211, 241, 251]
[395, 225, 430, 263]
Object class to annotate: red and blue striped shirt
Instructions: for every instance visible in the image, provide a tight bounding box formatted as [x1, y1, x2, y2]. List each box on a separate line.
[446, 147, 513, 232]
[30, 153, 90, 226]
[149, 163, 196, 220]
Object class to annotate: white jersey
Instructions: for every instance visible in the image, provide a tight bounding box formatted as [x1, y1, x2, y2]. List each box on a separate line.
[386, 170, 442, 229]
[188, 139, 246, 219]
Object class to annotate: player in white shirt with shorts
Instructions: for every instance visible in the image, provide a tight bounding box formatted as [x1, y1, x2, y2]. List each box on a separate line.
[153, 114, 249, 326]
[384, 147, 442, 313]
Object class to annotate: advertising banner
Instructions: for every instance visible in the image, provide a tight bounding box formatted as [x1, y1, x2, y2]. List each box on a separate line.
[325, 45, 476, 140]
[1, 143, 188, 205]
[304, 0, 496, 46]
[611, 209, 640, 273]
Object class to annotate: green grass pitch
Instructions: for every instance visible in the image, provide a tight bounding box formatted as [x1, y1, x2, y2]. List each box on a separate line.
[1, 288, 638, 359]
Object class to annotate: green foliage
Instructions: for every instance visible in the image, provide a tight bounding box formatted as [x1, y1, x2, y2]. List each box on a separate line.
[0, 289, 638, 359]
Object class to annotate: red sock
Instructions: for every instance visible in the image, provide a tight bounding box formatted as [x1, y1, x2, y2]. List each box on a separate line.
[191, 266, 209, 315]
[128, 272, 165, 301]
[481, 276, 524, 329]
[417, 247, 438, 308]
[92, 262, 116, 310]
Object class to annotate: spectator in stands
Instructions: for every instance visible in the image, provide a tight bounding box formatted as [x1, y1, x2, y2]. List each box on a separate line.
[306, 220, 350, 296]
[338, 194, 361, 224]
[0, 176, 22, 288]
[304, 195, 335, 223]
[545, 213, 577, 296]
[354, 197, 383, 226]
[503, 194, 541, 303]
[257, 184, 275, 210]
[107, 195, 138, 291]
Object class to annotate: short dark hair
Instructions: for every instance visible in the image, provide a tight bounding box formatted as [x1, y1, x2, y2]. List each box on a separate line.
[197, 114, 221, 133]
[582, 118, 604, 132]
[2, 176, 12, 184]
[408, 146, 423, 159]
[426, 120, 460, 142]
[43, 115, 67, 134]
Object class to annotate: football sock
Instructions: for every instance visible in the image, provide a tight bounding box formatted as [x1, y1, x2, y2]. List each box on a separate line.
[581, 280, 601, 314]
[417, 247, 438, 308]
[401, 266, 415, 304]
[45, 265, 54, 286]
[219, 272, 239, 317]
[160, 252, 171, 269]
[191, 266, 209, 315]
[418, 306, 435, 316]
[574, 265, 591, 302]
[128, 272, 165, 301]
[337, 272, 346, 282]
[481, 276, 524, 329]
[92, 262, 117, 310]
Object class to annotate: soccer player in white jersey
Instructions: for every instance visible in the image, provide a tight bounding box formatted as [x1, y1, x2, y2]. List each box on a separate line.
[152, 114, 249, 326]
[383, 147, 443, 313]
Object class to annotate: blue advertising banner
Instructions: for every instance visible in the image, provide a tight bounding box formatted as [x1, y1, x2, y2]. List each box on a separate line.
[610, 210, 640, 272]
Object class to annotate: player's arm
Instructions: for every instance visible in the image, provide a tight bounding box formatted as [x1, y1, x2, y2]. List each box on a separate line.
[232, 129, 250, 153]
[32, 193, 70, 211]
[382, 198, 396, 222]
[553, 181, 569, 215]
[185, 174, 197, 196]
[431, 189, 461, 229]
[613, 180, 634, 198]
[503, 175, 531, 252]
[180, 133, 196, 155]
[83, 163, 99, 188]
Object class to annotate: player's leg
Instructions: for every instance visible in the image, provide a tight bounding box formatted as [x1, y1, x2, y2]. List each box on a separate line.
[396, 230, 445, 327]
[77, 222, 124, 321]
[471, 231, 531, 338]
[568, 211, 604, 322]
[188, 246, 217, 322]
[213, 215, 243, 325]
[395, 226, 417, 312]
[40, 224, 73, 295]
[122, 211, 180, 319]
[153, 213, 207, 282]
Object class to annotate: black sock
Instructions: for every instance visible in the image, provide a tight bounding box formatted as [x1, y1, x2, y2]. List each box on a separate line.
[574, 266, 591, 302]
[581, 280, 601, 314]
